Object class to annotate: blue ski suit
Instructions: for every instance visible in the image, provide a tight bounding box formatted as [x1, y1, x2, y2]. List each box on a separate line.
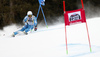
[14, 15, 37, 35]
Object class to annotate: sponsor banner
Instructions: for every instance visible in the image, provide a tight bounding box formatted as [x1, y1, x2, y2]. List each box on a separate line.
[64, 8, 86, 26]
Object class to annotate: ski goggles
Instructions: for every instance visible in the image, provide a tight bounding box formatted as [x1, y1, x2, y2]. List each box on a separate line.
[28, 15, 32, 17]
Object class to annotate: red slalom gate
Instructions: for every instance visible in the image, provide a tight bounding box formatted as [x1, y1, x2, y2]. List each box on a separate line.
[63, 0, 92, 54]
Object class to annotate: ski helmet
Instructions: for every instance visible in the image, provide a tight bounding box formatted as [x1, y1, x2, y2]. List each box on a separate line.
[27, 11, 33, 15]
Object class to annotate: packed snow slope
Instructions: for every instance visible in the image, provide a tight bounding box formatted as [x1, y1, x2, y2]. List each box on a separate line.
[0, 17, 100, 57]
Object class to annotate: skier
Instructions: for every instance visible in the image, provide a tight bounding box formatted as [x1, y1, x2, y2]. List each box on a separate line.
[12, 11, 37, 37]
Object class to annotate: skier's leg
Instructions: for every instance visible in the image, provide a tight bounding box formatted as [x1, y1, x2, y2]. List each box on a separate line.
[24, 25, 32, 34]
[30, 24, 34, 32]
[20, 25, 28, 32]
[31, 24, 34, 30]
[13, 31, 18, 36]
[13, 25, 28, 36]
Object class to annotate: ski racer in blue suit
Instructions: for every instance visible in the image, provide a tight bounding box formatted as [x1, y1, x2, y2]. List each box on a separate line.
[12, 11, 37, 37]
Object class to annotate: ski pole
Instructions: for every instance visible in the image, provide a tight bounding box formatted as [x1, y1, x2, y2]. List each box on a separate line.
[37, 5, 41, 19]
[40, 5, 48, 28]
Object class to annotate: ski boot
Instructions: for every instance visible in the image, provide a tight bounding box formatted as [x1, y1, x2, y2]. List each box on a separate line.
[24, 31, 28, 35]
[12, 33, 15, 37]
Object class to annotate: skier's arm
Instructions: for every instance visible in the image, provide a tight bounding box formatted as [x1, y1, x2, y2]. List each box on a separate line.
[23, 16, 28, 25]
[34, 17, 37, 26]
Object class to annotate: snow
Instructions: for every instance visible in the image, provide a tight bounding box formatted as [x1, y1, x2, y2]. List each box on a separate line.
[0, 17, 100, 57]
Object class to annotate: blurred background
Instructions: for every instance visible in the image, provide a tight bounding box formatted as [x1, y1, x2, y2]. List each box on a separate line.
[0, 0, 100, 29]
